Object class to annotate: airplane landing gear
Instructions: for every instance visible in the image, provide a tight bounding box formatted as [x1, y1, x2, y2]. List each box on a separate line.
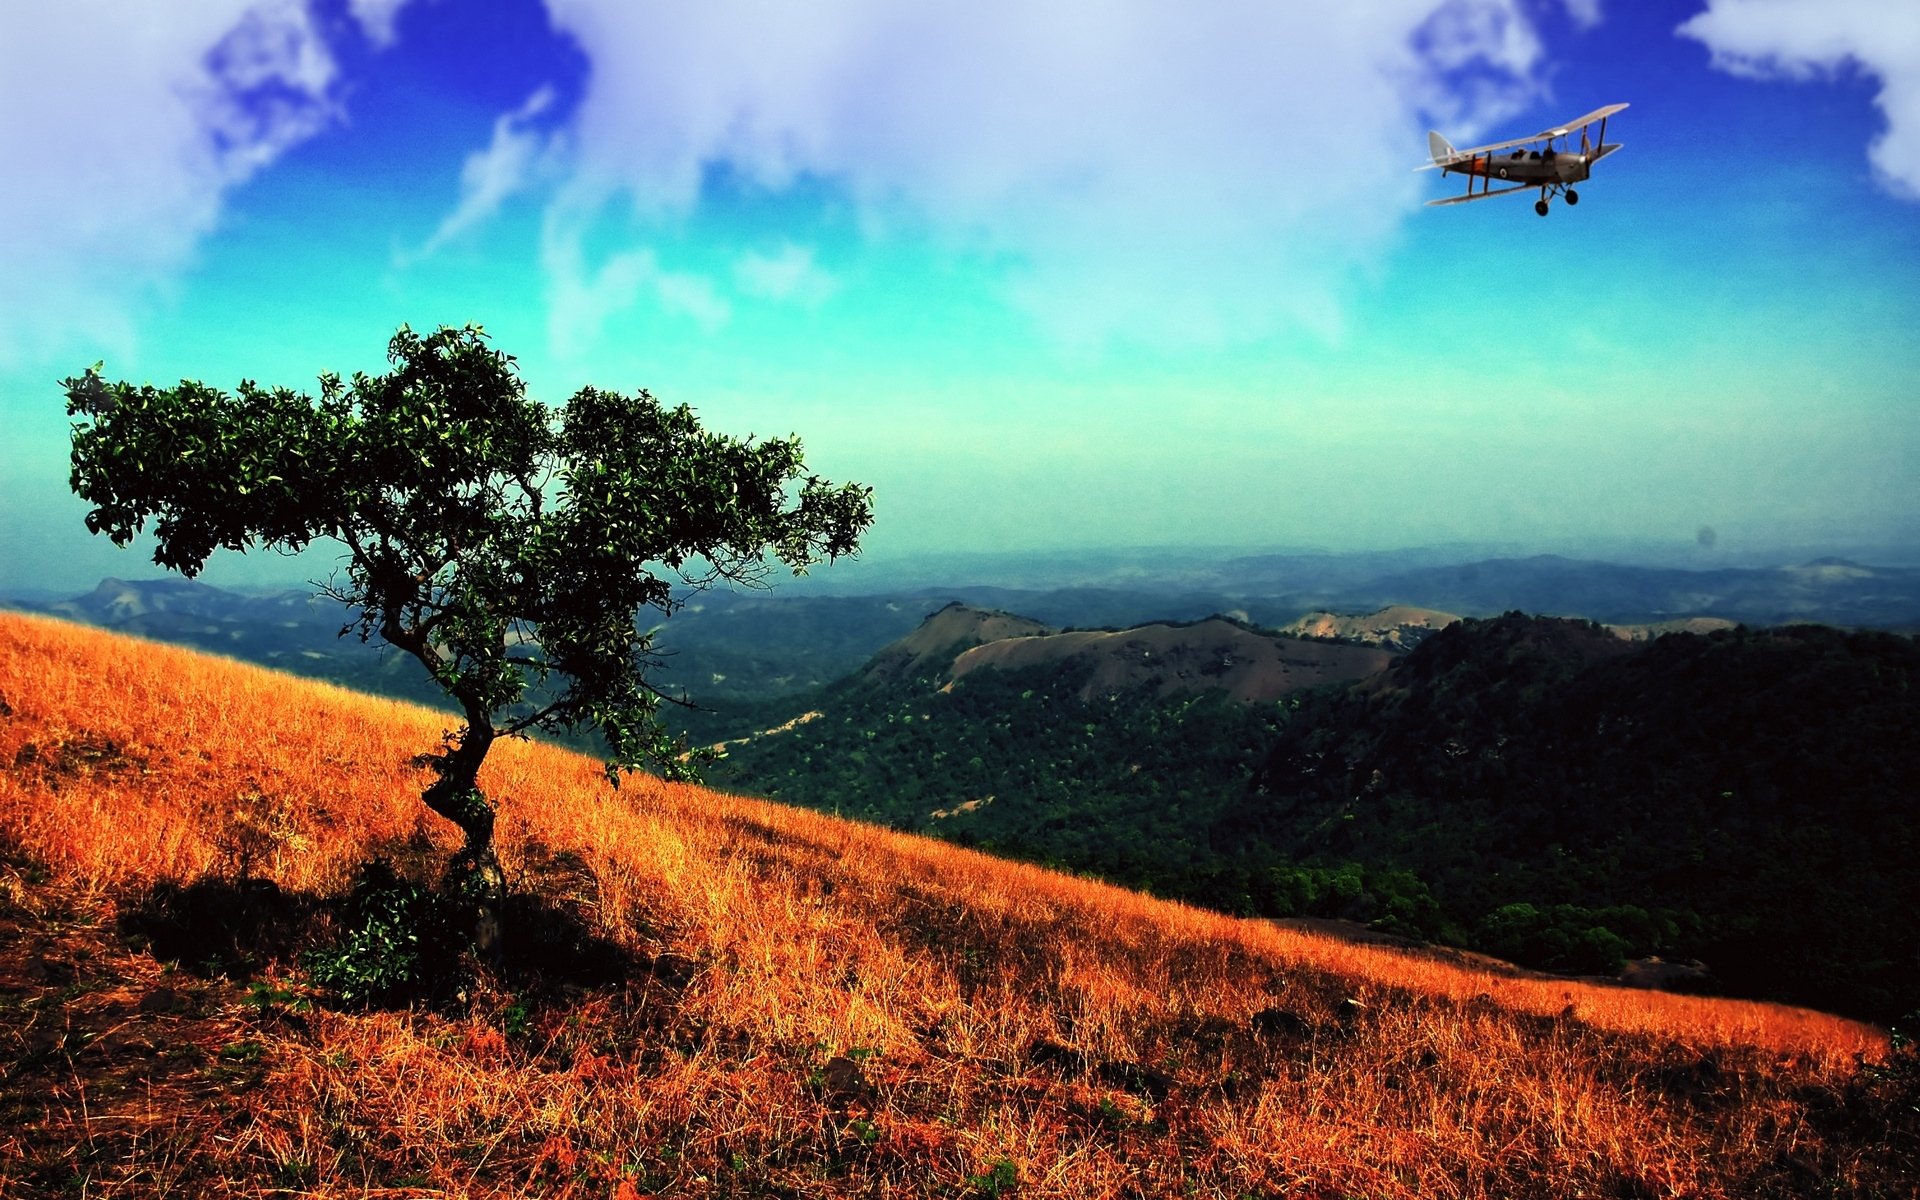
[1535, 199, 1550, 217]
[1565, 189, 1580, 205]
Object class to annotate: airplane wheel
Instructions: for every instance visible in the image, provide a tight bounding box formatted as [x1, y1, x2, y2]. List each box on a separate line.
[1535, 200, 1550, 217]
[1565, 189, 1580, 205]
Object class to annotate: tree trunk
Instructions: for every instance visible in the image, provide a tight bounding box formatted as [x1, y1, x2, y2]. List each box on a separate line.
[421, 722, 506, 963]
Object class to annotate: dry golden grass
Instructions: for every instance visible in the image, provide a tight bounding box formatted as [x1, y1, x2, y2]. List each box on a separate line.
[0, 609, 1912, 1198]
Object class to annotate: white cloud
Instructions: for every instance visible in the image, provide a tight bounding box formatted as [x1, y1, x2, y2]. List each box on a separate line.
[540, 216, 654, 361]
[348, 0, 414, 48]
[413, 86, 557, 260]
[539, 214, 731, 357]
[655, 270, 731, 331]
[0, 0, 344, 366]
[1560, 0, 1602, 32]
[534, 0, 1549, 352]
[734, 244, 837, 306]
[1679, 0, 1920, 199]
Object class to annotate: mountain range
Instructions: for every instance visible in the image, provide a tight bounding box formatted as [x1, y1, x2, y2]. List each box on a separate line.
[705, 602, 1920, 1023]
[9, 551, 1918, 1019]
[10, 546, 1917, 716]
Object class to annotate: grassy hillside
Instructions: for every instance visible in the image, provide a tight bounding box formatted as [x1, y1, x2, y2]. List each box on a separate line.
[1, 612, 1914, 1197]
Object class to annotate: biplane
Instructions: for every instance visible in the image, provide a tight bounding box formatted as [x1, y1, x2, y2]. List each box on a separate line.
[1420, 103, 1628, 216]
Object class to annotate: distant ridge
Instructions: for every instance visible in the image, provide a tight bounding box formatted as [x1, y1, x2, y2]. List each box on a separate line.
[1605, 616, 1740, 641]
[46, 576, 248, 624]
[1279, 605, 1460, 651]
[856, 601, 1054, 684]
[947, 617, 1393, 702]
[1346, 554, 1920, 626]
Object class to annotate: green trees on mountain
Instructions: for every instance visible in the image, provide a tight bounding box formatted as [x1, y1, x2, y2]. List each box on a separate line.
[712, 611, 1919, 1021]
[1229, 614, 1920, 1019]
[707, 657, 1285, 876]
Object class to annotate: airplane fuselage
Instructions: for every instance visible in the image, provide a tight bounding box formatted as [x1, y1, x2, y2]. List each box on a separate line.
[1439, 143, 1621, 187]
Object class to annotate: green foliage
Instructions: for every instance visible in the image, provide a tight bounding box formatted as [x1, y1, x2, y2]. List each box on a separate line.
[302, 860, 467, 1008]
[500, 996, 532, 1039]
[968, 1157, 1020, 1197]
[242, 979, 309, 1013]
[1471, 903, 1640, 975]
[64, 323, 871, 851]
[1251, 863, 1454, 941]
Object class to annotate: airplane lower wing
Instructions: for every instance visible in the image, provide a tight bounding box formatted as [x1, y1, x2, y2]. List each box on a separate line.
[1426, 183, 1535, 206]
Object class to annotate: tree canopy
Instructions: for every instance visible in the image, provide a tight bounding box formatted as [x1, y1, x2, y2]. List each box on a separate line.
[65, 323, 873, 942]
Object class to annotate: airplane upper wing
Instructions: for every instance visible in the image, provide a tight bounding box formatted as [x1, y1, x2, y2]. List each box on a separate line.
[1418, 103, 1630, 168]
[1543, 103, 1629, 140]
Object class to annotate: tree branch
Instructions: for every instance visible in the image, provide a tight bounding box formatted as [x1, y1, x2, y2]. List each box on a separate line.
[501, 696, 574, 737]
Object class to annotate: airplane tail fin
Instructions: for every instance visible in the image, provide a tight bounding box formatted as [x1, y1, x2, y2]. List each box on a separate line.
[1428, 130, 1456, 164]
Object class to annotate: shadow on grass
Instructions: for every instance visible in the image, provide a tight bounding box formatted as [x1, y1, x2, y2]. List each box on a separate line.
[117, 877, 322, 982]
[117, 853, 644, 1010]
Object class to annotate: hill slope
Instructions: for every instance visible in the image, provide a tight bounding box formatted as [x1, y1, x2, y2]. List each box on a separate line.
[1223, 613, 1920, 1021]
[0, 613, 1912, 1197]
[1277, 604, 1461, 650]
[716, 604, 1920, 1022]
[703, 609, 1387, 882]
[855, 601, 1055, 684]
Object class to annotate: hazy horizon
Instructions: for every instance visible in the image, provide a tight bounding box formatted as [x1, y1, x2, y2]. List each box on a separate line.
[9, 531, 1920, 606]
[4, 2, 1917, 596]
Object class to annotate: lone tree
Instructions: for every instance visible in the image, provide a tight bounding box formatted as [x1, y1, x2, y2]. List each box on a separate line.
[64, 324, 872, 953]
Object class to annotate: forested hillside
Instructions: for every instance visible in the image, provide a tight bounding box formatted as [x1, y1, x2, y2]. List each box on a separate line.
[702, 609, 1386, 885]
[711, 610, 1920, 1023]
[1222, 615, 1920, 1021]
[707, 656, 1287, 878]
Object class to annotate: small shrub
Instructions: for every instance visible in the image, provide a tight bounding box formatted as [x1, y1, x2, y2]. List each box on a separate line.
[500, 997, 532, 1039]
[302, 859, 467, 1008]
[968, 1157, 1019, 1197]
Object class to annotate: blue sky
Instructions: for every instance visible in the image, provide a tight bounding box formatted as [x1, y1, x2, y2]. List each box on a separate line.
[2, 0, 1916, 593]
